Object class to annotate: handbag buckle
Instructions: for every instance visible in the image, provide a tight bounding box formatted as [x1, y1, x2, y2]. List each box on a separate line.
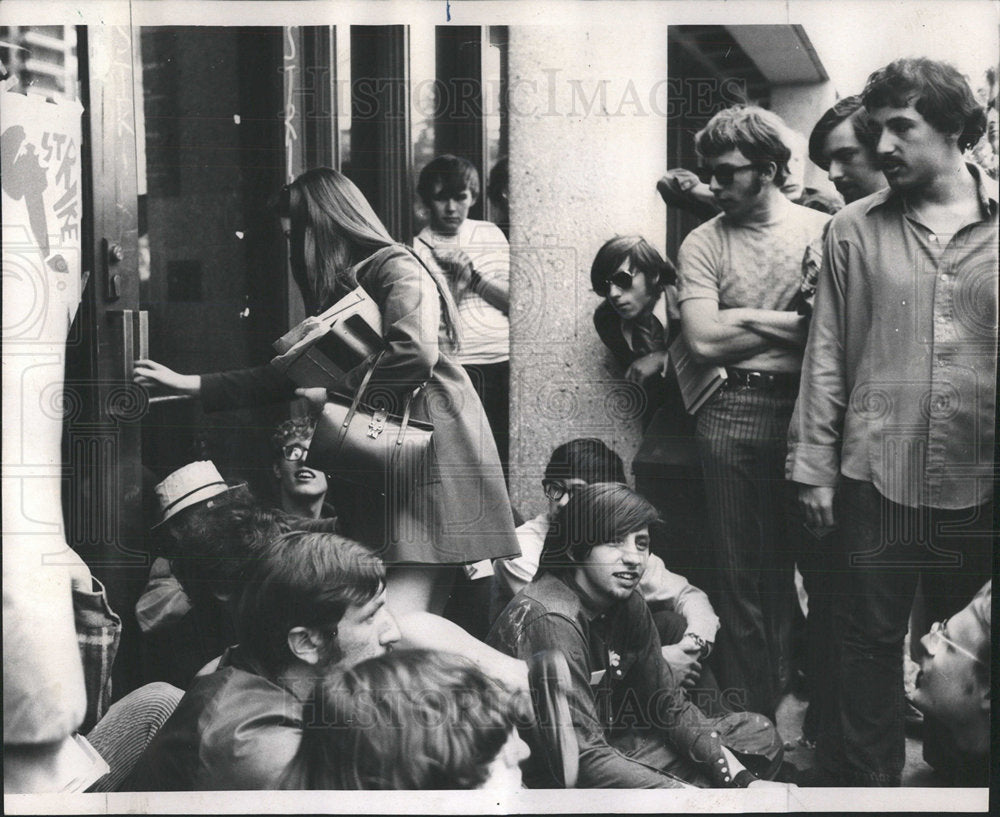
[367, 409, 388, 439]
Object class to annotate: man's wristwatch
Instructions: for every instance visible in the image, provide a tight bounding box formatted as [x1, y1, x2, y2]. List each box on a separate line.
[684, 632, 712, 659]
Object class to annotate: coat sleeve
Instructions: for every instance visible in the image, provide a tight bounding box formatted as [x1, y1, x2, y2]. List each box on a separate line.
[338, 249, 442, 399]
[638, 558, 719, 643]
[593, 302, 635, 371]
[786, 217, 850, 486]
[200, 364, 297, 413]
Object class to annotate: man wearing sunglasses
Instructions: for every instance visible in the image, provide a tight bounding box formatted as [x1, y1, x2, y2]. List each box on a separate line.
[675, 105, 830, 724]
[591, 236, 686, 430]
[269, 418, 334, 521]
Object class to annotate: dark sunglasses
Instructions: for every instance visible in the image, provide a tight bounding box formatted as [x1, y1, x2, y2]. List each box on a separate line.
[281, 443, 309, 462]
[594, 267, 639, 297]
[696, 163, 761, 186]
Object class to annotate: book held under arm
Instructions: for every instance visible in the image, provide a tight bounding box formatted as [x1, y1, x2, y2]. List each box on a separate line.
[668, 333, 728, 415]
[270, 287, 384, 389]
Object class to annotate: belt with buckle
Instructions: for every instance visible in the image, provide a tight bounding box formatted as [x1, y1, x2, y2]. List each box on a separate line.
[725, 367, 800, 391]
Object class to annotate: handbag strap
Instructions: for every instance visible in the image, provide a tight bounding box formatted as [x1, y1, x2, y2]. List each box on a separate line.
[336, 350, 427, 446]
[338, 350, 385, 433]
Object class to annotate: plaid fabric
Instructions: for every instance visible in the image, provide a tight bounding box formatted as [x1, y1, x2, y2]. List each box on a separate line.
[74, 578, 122, 733]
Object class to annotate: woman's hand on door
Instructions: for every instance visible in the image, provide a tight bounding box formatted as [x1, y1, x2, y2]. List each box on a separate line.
[133, 359, 202, 396]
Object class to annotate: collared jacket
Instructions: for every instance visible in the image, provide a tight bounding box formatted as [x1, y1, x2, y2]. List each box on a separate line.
[487, 573, 779, 788]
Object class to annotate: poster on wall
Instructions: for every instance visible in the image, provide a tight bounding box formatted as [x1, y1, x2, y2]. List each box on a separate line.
[2, 89, 84, 346]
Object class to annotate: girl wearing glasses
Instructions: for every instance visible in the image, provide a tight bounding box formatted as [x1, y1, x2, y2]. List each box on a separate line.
[134, 168, 519, 617]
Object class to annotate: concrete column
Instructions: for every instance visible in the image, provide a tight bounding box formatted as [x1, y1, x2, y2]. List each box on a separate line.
[507, 26, 669, 518]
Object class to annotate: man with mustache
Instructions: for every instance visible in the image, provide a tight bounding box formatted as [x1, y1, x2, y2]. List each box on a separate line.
[787, 58, 996, 786]
[675, 105, 830, 723]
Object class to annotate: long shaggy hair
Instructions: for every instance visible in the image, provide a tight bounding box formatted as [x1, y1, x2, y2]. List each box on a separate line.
[274, 167, 460, 347]
[862, 58, 987, 152]
[589, 235, 677, 292]
[538, 482, 659, 575]
[281, 649, 521, 790]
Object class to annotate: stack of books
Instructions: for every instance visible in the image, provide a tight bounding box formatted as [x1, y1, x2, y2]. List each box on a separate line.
[270, 287, 384, 389]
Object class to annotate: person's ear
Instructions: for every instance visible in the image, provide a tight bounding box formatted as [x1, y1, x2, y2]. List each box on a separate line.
[287, 626, 329, 666]
[760, 161, 778, 183]
[272, 462, 282, 480]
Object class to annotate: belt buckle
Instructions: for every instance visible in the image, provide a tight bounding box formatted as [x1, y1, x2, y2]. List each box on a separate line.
[745, 371, 764, 389]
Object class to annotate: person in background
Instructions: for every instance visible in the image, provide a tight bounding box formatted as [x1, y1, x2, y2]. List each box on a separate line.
[134, 167, 519, 618]
[808, 95, 886, 206]
[489, 483, 787, 789]
[787, 57, 996, 787]
[591, 236, 687, 430]
[281, 649, 530, 790]
[677, 105, 830, 723]
[268, 418, 334, 520]
[909, 582, 990, 786]
[413, 154, 511, 482]
[492, 438, 721, 711]
[487, 156, 510, 239]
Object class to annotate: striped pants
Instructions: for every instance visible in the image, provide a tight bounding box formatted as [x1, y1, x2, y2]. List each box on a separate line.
[695, 384, 801, 721]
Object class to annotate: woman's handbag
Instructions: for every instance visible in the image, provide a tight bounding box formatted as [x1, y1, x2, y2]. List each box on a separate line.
[305, 351, 434, 501]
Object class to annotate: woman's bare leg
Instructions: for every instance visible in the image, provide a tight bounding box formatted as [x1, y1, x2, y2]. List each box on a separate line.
[386, 564, 453, 617]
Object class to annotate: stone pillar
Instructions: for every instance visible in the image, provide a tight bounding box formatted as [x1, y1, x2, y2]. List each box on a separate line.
[507, 26, 669, 518]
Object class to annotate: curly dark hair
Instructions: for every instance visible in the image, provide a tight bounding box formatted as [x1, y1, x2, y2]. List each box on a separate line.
[862, 58, 988, 152]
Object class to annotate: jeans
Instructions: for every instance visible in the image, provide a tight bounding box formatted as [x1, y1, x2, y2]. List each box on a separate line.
[696, 384, 801, 721]
[817, 479, 992, 785]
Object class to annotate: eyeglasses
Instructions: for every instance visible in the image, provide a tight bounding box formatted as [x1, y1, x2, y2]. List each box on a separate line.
[542, 480, 585, 502]
[696, 163, 761, 186]
[926, 618, 985, 665]
[281, 443, 309, 462]
[594, 268, 638, 297]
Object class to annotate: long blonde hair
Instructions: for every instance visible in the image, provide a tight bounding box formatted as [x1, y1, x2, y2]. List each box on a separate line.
[276, 167, 460, 348]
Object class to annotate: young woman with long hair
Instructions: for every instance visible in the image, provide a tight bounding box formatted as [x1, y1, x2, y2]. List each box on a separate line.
[134, 168, 519, 615]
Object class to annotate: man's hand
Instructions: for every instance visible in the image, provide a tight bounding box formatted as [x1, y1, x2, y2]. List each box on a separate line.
[625, 351, 667, 385]
[798, 484, 836, 529]
[661, 640, 703, 688]
[133, 359, 201, 396]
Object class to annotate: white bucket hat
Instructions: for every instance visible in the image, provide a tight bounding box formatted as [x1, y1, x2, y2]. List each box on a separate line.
[152, 460, 246, 528]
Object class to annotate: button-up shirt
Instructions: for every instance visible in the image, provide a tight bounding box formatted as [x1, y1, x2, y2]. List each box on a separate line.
[787, 164, 998, 509]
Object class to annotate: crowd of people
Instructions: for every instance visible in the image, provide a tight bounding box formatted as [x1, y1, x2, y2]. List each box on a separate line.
[4, 56, 995, 795]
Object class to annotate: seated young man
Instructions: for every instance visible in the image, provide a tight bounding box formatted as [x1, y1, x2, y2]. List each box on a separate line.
[909, 582, 991, 786]
[488, 483, 785, 789]
[493, 438, 720, 704]
[127, 530, 402, 790]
